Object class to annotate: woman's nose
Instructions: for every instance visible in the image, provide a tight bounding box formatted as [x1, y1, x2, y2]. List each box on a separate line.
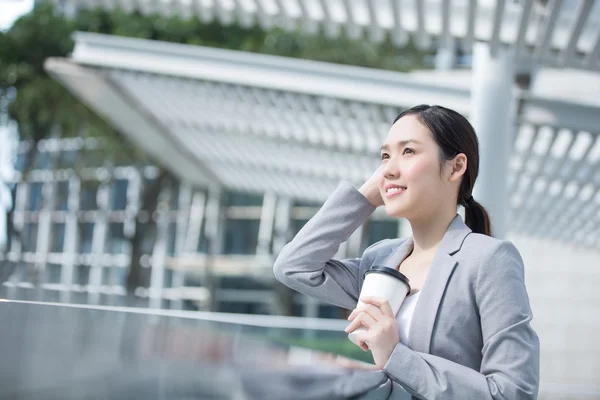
[382, 160, 399, 179]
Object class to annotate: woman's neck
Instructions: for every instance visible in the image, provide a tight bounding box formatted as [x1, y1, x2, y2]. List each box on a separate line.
[408, 208, 457, 255]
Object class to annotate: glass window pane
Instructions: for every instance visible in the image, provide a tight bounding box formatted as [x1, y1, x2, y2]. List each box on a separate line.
[44, 263, 62, 284]
[56, 150, 79, 169]
[50, 223, 65, 252]
[78, 222, 94, 254]
[363, 219, 399, 249]
[80, 182, 99, 211]
[55, 181, 69, 211]
[76, 265, 90, 286]
[27, 182, 43, 211]
[111, 179, 128, 211]
[225, 191, 263, 206]
[107, 223, 126, 254]
[223, 219, 260, 255]
[22, 223, 38, 252]
[33, 151, 52, 170]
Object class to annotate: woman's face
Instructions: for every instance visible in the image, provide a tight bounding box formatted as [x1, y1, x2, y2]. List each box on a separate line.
[378, 114, 459, 219]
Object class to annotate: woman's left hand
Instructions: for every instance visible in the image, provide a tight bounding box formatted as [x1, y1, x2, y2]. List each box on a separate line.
[345, 296, 400, 369]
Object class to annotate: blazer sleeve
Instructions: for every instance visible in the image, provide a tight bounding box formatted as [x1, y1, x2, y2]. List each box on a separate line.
[273, 180, 378, 310]
[382, 241, 540, 400]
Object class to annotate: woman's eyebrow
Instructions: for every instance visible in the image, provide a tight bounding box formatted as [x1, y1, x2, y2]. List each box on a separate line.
[380, 139, 421, 152]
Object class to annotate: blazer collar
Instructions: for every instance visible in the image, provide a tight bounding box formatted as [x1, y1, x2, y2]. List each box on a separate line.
[383, 214, 472, 353]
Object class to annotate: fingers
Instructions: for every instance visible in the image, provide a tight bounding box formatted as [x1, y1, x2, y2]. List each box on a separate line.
[360, 296, 395, 318]
[345, 311, 377, 334]
[352, 330, 371, 352]
[348, 304, 385, 322]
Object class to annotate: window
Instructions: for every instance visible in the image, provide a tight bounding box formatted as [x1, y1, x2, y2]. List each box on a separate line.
[80, 182, 99, 211]
[111, 179, 128, 211]
[45, 263, 62, 284]
[225, 191, 263, 207]
[22, 223, 38, 252]
[77, 222, 94, 254]
[27, 183, 42, 211]
[50, 223, 66, 252]
[363, 219, 399, 250]
[55, 181, 69, 211]
[224, 219, 260, 255]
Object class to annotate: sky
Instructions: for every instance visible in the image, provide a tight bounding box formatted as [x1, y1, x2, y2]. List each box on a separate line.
[0, 0, 34, 31]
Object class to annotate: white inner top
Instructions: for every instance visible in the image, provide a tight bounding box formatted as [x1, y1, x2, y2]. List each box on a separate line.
[396, 291, 421, 346]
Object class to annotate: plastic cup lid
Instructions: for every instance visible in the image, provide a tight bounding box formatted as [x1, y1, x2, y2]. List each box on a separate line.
[364, 265, 411, 294]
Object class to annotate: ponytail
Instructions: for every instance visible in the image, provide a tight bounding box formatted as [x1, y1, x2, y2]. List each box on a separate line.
[464, 199, 493, 237]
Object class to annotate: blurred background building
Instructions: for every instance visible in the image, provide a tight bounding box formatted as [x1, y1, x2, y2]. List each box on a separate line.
[1, 0, 600, 398]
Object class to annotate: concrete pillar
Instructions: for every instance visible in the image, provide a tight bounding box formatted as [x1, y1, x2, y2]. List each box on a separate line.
[470, 42, 516, 239]
[59, 176, 80, 303]
[35, 180, 56, 283]
[203, 187, 225, 311]
[256, 192, 277, 255]
[170, 182, 192, 310]
[149, 188, 170, 309]
[88, 183, 109, 305]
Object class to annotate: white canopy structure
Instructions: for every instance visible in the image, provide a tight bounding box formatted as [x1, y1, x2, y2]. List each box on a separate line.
[46, 27, 600, 246]
[43, 0, 600, 68]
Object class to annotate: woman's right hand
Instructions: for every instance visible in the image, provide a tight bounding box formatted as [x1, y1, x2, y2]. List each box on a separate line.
[359, 166, 384, 208]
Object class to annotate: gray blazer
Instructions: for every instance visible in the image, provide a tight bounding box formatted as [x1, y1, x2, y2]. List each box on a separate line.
[273, 181, 540, 400]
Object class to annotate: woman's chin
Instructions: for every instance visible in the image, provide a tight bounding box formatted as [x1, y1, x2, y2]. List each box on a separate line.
[384, 203, 409, 218]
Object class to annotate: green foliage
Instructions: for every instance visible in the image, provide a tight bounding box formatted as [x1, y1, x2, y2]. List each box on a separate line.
[270, 335, 372, 363]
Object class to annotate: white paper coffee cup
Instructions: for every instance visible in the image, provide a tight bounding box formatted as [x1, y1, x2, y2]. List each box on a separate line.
[348, 266, 411, 347]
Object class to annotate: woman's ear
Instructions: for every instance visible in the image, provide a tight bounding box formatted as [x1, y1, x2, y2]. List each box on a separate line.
[448, 153, 467, 182]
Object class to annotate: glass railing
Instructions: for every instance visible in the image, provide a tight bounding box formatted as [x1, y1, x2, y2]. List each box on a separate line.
[0, 287, 388, 400]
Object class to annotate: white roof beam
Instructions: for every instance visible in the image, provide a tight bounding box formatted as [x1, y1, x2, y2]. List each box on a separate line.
[520, 96, 600, 135]
[318, 0, 340, 38]
[255, 0, 276, 30]
[557, 0, 595, 68]
[274, 0, 298, 31]
[341, 0, 362, 40]
[488, 0, 506, 57]
[464, 0, 478, 49]
[440, 0, 452, 48]
[389, 0, 408, 47]
[512, 128, 559, 231]
[509, 124, 541, 195]
[513, 0, 534, 58]
[69, 32, 472, 112]
[534, 0, 564, 64]
[232, 0, 256, 27]
[365, 0, 385, 44]
[297, 0, 319, 34]
[414, 0, 430, 49]
[584, 27, 600, 68]
[533, 132, 592, 234]
[214, 0, 236, 25]
[41, 0, 600, 72]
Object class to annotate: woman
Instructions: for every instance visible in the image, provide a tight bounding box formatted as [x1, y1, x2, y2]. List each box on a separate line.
[273, 105, 540, 400]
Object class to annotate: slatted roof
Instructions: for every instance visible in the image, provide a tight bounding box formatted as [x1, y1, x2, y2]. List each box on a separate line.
[45, 32, 600, 248]
[41, 0, 600, 71]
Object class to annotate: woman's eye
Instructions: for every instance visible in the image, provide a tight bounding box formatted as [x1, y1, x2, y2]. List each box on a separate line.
[380, 153, 390, 160]
[403, 148, 414, 155]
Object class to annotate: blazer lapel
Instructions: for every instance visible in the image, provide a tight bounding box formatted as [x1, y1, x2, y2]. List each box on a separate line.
[407, 215, 472, 353]
[382, 237, 414, 270]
